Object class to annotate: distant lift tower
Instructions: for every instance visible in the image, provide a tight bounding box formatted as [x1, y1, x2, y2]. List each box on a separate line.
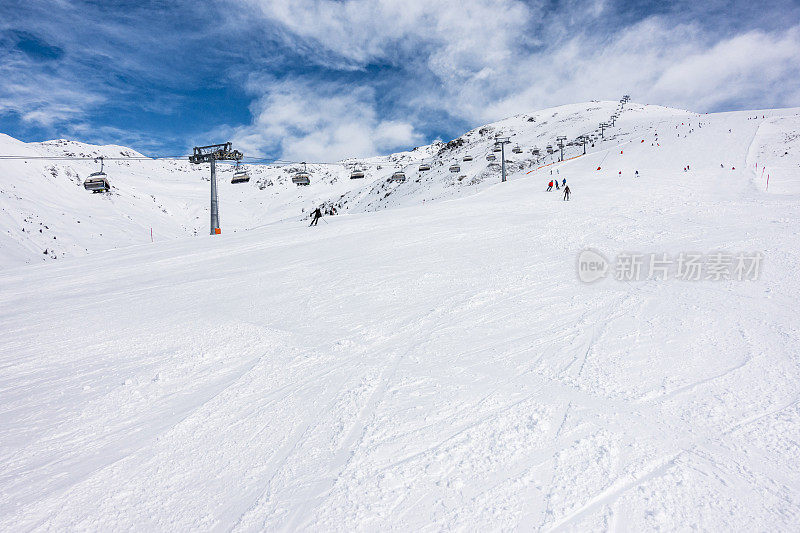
[556, 136, 567, 162]
[494, 136, 511, 182]
[189, 143, 243, 235]
[578, 135, 588, 155]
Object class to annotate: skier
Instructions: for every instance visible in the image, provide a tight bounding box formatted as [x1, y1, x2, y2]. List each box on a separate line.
[635, 170, 639, 178]
[619, 170, 622, 178]
[547, 180, 553, 191]
[563, 185, 571, 201]
[309, 207, 323, 227]
[555, 179, 560, 190]
[562, 178, 566, 187]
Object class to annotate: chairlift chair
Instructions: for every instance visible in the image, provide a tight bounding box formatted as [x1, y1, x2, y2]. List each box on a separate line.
[486, 153, 497, 161]
[546, 145, 554, 154]
[388, 171, 406, 183]
[83, 173, 110, 192]
[512, 146, 522, 154]
[350, 169, 365, 179]
[492, 145, 502, 152]
[462, 155, 473, 162]
[449, 164, 460, 173]
[83, 157, 111, 192]
[292, 162, 311, 185]
[231, 161, 250, 183]
[418, 163, 431, 171]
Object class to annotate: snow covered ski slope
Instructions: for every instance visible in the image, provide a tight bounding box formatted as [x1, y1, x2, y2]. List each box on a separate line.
[1, 105, 800, 530]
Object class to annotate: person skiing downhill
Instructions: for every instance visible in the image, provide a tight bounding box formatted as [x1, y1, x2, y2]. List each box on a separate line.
[309, 207, 323, 227]
[547, 180, 553, 191]
[563, 185, 571, 201]
[562, 178, 566, 187]
[555, 179, 560, 190]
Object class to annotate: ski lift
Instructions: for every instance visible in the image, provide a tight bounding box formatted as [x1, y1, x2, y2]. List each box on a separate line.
[449, 164, 460, 173]
[350, 168, 365, 179]
[292, 162, 311, 186]
[531, 147, 541, 156]
[486, 153, 496, 161]
[546, 145, 554, 154]
[83, 157, 111, 193]
[463, 155, 473, 162]
[231, 161, 250, 184]
[388, 170, 406, 183]
[492, 145, 502, 152]
[418, 163, 431, 171]
[512, 146, 522, 154]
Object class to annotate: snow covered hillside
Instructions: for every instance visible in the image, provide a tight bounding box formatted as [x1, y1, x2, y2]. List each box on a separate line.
[5, 100, 798, 270]
[1, 103, 800, 530]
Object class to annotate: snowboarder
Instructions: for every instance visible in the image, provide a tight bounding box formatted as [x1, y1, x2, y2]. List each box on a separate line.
[547, 180, 553, 191]
[563, 185, 571, 201]
[309, 207, 323, 227]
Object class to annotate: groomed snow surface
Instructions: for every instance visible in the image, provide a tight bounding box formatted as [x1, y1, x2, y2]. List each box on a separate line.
[1, 105, 800, 531]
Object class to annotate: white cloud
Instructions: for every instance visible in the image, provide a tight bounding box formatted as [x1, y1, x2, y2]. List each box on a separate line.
[236, 1, 800, 134]
[242, 0, 525, 61]
[226, 78, 423, 161]
[0, 57, 106, 127]
[439, 18, 800, 123]
[4, 0, 799, 157]
[649, 27, 800, 109]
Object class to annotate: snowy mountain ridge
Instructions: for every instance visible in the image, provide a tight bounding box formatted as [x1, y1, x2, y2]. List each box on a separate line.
[1, 101, 798, 269]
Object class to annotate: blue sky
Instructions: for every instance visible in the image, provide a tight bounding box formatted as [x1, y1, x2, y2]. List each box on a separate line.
[1, 0, 799, 161]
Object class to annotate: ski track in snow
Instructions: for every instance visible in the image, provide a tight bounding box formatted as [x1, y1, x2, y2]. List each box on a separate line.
[1, 104, 800, 530]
